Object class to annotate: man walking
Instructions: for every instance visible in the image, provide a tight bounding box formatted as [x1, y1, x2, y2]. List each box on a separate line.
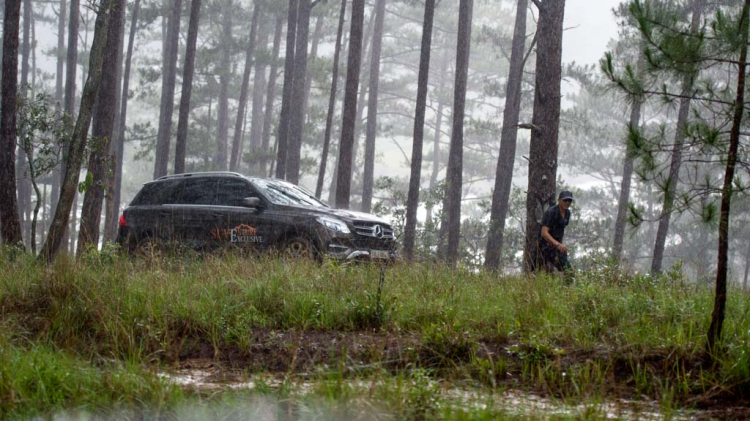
[537, 190, 574, 274]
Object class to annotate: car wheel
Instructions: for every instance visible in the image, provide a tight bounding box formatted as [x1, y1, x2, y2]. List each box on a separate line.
[283, 236, 317, 260]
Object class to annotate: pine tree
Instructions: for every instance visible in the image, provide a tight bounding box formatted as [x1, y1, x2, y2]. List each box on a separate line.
[41, 0, 116, 262]
[403, 0, 435, 260]
[335, 0, 366, 209]
[484, 0, 530, 270]
[440, 0, 473, 266]
[174, 0, 201, 174]
[522, 0, 566, 271]
[0, 0, 24, 246]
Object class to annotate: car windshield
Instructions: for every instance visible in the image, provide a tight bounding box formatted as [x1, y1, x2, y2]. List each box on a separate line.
[251, 178, 329, 208]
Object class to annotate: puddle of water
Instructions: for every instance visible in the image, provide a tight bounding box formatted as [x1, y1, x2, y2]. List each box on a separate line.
[158, 368, 706, 420]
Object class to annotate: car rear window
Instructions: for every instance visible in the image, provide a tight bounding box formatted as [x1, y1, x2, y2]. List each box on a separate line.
[131, 180, 180, 206]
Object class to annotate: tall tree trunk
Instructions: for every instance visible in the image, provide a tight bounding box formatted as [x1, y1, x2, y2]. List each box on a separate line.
[153, 0, 182, 178]
[612, 55, 644, 264]
[484, 0, 528, 270]
[173, 0, 200, 174]
[230, 4, 261, 172]
[302, 14, 323, 121]
[440, 0, 473, 266]
[522, 0, 566, 272]
[215, 0, 233, 171]
[403, 0, 435, 259]
[349, 9, 377, 189]
[102, 0, 131, 243]
[335, 0, 365, 209]
[651, 0, 704, 274]
[361, 0, 386, 213]
[51, 0, 66, 222]
[707, 0, 750, 354]
[16, 0, 31, 245]
[248, 22, 269, 173]
[707, 0, 749, 353]
[285, 0, 311, 184]
[77, 0, 125, 254]
[260, 14, 283, 176]
[40, 0, 114, 263]
[426, 99, 444, 221]
[427, 50, 449, 222]
[275, 0, 299, 179]
[0, 0, 23, 246]
[315, 0, 346, 199]
[60, 0, 80, 250]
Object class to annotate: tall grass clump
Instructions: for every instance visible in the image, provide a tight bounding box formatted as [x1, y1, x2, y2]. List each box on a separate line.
[0, 337, 182, 418]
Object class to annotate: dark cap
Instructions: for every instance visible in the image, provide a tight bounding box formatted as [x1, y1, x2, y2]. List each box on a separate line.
[559, 190, 574, 201]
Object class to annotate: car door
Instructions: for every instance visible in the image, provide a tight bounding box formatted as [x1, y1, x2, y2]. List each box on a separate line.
[171, 177, 221, 250]
[214, 178, 272, 251]
[129, 180, 180, 244]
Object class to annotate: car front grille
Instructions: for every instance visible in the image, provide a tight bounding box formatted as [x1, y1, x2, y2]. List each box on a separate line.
[353, 221, 395, 240]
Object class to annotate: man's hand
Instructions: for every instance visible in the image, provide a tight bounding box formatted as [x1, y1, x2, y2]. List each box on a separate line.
[556, 243, 568, 255]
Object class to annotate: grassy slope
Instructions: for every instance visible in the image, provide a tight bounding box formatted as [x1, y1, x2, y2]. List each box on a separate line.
[1, 249, 749, 416]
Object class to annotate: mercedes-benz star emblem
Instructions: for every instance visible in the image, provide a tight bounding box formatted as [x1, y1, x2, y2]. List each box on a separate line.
[373, 224, 383, 239]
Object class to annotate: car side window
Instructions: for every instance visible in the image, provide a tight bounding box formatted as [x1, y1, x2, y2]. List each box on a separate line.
[176, 178, 217, 205]
[216, 179, 258, 207]
[133, 180, 180, 205]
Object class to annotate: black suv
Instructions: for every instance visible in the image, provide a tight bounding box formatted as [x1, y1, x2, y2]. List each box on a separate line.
[117, 172, 397, 261]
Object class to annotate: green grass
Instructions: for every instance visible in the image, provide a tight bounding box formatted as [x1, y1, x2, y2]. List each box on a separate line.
[0, 336, 183, 419]
[1, 247, 750, 416]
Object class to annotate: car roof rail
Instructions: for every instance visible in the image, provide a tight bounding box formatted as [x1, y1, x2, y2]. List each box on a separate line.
[154, 171, 244, 181]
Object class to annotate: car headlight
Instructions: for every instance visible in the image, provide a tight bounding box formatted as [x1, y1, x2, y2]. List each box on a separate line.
[316, 216, 351, 234]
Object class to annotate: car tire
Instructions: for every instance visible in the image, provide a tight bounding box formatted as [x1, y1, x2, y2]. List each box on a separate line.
[283, 236, 318, 261]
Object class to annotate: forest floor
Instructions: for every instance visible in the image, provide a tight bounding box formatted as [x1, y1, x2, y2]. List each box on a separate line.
[2, 248, 750, 419]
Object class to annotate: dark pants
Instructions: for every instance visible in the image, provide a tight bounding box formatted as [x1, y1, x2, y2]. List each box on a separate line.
[531, 245, 572, 274]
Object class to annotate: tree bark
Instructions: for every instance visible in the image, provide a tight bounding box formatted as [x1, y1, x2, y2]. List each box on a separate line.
[707, 0, 749, 353]
[61, 0, 80, 250]
[440, 0, 473, 266]
[77, 0, 126, 254]
[153, 0, 182, 178]
[248, 21, 269, 156]
[173, 0, 200, 174]
[230, 3, 261, 172]
[51, 0, 66, 217]
[611, 96, 642, 264]
[103, 0, 137, 243]
[40, 0, 114, 263]
[335, 0, 366, 209]
[215, 0, 233, 171]
[403, 0, 435, 259]
[286, 0, 311, 184]
[16, 0, 32, 244]
[315, 0, 346, 199]
[260, 14, 283, 176]
[275, 0, 299, 179]
[484, 0, 528, 270]
[349, 10, 377, 189]
[302, 14, 323, 121]
[426, 51, 449, 222]
[361, 0, 387, 213]
[522, 0, 566, 272]
[0, 0, 23, 246]
[651, 0, 704, 274]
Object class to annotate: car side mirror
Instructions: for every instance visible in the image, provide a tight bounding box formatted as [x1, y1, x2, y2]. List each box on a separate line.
[243, 197, 262, 210]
